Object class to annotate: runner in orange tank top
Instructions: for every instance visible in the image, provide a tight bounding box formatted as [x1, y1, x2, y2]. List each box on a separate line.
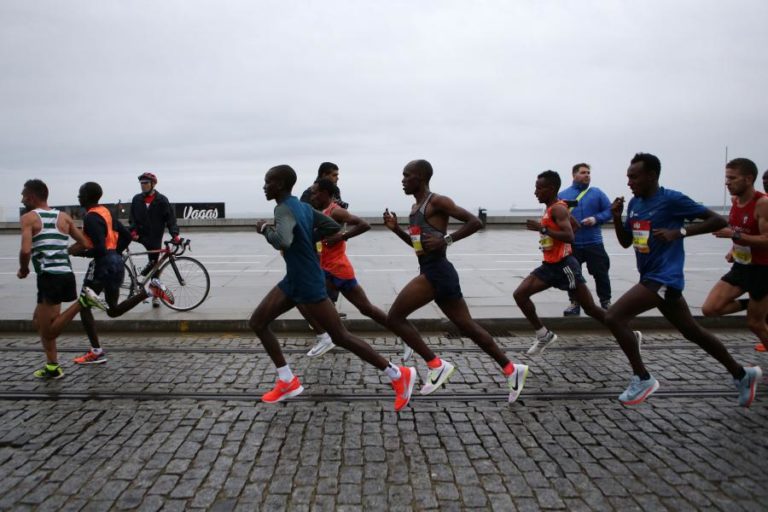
[302, 179, 407, 359]
[702, 158, 768, 352]
[513, 170, 608, 357]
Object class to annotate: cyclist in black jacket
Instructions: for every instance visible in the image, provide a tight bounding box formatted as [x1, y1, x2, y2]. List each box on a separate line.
[129, 172, 180, 306]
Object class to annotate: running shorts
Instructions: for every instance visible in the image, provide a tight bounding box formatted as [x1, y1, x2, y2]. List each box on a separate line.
[721, 263, 768, 301]
[420, 257, 463, 302]
[532, 256, 587, 291]
[37, 272, 77, 305]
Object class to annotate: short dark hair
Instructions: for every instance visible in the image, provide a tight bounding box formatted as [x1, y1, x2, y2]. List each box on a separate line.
[315, 178, 339, 198]
[726, 158, 758, 182]
[537, 170, 561, 191]
[572, 163, 590, 175]
[407, 159, 433, 182]
[23, 179, 48, 201]
[269, 165, 297, 191]
[316, 162, 339, 179]
[79, 182, 103, 204]
[630, 153, 661, 177]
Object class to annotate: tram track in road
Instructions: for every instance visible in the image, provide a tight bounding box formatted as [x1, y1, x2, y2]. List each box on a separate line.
[0, 388, 738, 403]
[0, 343, 760, 355]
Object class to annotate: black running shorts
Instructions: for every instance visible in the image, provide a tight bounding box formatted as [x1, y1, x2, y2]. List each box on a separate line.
[721, 263, 768, 301]
[37, 272, 77, 305]
[420, 258, 463, 302]
[532, 256, 587, 291]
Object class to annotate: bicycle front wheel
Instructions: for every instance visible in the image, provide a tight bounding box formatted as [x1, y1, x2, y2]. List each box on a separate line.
[156, 256, 210, 311]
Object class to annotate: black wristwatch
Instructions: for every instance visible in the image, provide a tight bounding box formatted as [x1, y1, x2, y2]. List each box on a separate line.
[540, 227, 549, 235]
[732, 231, 742, 241]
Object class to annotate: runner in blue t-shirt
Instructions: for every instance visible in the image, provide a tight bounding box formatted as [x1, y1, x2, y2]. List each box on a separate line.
[606, 152, 761, 407]
[250, 165, 416, 411]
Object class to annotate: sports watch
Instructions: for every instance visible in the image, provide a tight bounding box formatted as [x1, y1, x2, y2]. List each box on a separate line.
[443, 234, 454, 246]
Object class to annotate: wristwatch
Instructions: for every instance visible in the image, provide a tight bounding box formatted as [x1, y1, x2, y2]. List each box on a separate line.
[679, 227, 687, 238]
[732, 231, 742, 241]
[540, 227, 549, 235]
[443, 234, 454, 246]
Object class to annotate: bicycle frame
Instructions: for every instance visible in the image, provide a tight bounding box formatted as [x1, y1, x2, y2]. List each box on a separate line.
[123, 239, 192, 293]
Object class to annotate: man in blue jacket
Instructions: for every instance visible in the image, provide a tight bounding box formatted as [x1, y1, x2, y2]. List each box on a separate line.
[558, 163, 613, 315]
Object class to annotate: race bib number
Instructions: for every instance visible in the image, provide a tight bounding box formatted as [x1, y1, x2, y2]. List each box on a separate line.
[632, 220, 651, 253]
[539, 234, 554, 252]
[409, 225, 424, 255]
[732, 243, 752, 265]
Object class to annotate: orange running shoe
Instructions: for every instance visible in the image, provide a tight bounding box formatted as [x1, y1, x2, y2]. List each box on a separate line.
[755, 343, 767, 352]
[261, 376, 304, 403]
[148, 278, 174, 305]
[73, 350, 107, 365]
[391, 366, 416, 412]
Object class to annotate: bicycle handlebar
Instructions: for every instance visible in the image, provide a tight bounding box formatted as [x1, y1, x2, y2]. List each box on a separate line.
[164, 238, 191, 256]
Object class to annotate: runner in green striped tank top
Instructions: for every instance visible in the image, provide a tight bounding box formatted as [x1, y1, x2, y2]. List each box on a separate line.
[18, 179, 91, 380]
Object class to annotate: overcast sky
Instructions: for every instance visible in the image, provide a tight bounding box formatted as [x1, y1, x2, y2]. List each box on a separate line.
[1, 0, 767, 219]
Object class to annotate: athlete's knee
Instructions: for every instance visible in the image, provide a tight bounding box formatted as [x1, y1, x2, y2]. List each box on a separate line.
[701, 302, 721, 317]
[604, 308, 624, 330]
[512, 287, 528, 305]
[248, 312, 268, 334]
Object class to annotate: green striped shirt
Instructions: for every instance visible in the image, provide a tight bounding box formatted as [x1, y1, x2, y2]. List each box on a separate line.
[31, 209, 73, 275]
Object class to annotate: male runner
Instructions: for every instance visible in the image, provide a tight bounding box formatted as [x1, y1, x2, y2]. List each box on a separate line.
[606, 152, 761, 406]
[250, 165, 415, 411]
[701, 158, 768, 352]
[383, 159, 529, 403]
[129, 172, 180, 307]
[73, 182, 160, 364]
[299, 162, 348, 208]
[18, 179, 92, 379]
[514, 170, 612, 356]
[304, 178, 409, 357]
[559, 163, 613, 315]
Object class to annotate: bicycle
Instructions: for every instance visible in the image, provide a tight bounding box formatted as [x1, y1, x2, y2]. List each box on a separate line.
[121, 238, 210, 311]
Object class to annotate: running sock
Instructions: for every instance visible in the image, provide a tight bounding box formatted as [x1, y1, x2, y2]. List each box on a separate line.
[92, 348, 103, 355]
[735, 367, 747, 381]
[639, 371, 651, 380]
[738, 298, 750, 311]
[502, 361, 514, 377]
[427, 357, 442, 369]
[45, 362, 59, 369]
[384, 363, 401, 380]
[535, 327, 548, 338]
[276, 365, 294, 382]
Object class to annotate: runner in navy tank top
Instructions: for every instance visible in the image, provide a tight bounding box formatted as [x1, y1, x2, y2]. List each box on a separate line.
[383, 159, 529, 403]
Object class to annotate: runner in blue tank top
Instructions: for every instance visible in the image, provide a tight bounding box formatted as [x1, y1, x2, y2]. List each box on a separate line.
[250, 165, 416, 411]
[606, 152, 761, 407]
[383, 159, 529, 403]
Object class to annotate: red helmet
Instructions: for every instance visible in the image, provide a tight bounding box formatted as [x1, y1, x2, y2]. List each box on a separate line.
[138, 172, 157, 184]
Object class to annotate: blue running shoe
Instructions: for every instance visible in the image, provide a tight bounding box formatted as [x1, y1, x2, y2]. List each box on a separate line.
[735, 366, 762, 408]
[619, 375, 659, 405]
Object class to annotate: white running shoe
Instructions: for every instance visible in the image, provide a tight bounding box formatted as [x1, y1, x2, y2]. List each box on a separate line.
[508, 364, 529, 403]
[527, 330, 557, 356]
[307, 333, 335, 358]
[420, 360, 455, 395]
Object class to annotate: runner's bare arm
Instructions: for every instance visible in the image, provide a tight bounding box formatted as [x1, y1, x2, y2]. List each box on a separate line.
[383, 209, 413, 247]
[325, 208, 369, 246]
[18, 213, 33, 278]
[423, 194, 481, 250]
[653, 208, 727, 241]
[719, 197, 768, 248]
[547, 204, 575, 243]
[611, 197, 632, 248]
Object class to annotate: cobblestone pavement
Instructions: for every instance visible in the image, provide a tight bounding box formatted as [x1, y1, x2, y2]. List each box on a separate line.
[1, 330, 767, 511]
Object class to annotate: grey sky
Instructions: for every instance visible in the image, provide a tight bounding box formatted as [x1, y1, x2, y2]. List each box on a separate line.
[2, 0, 767, 219]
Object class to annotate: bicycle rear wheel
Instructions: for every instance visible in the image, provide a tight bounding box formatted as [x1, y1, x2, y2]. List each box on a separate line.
[156, 256, 210, 311]
[119, 261, 138, 303]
